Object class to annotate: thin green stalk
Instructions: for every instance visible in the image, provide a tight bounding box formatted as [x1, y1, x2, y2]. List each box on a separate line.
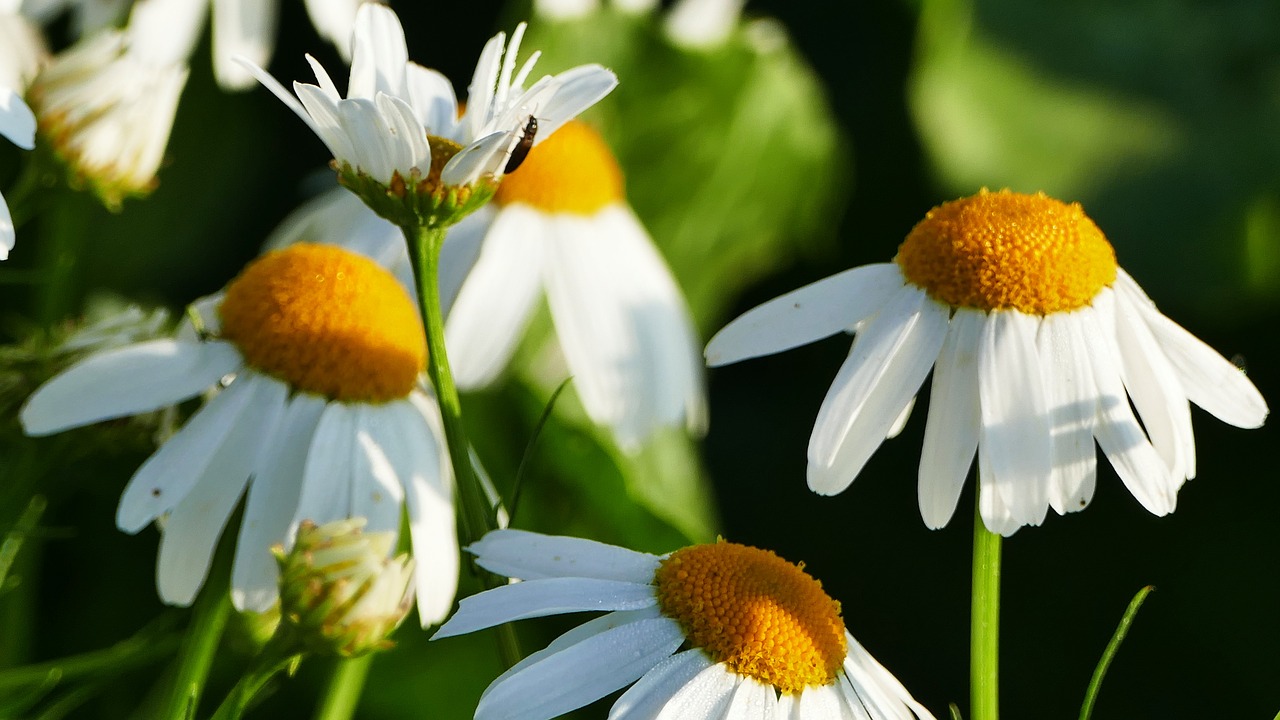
[1077, 586, 1154, 720]
[402, 223, 521, 668]
[208, 631, 300, 720]
[311, 655, 373, 720]
[159, 535, 235, 720]
[34, 189, 92, 328]
[0, 632, 180, 693]
[970, 493, 1001, 720]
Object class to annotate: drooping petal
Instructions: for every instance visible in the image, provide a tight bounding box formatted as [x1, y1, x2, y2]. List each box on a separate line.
[470, 529, 661, 583]
[0, 87, 36, 150]
[652, 662, 739, 720]
[1079, 304, 1178, 516]
[705, 264, 904, 367]
[390, 394, 459, 626]
[917, 309, 983, 529]
[302, 0, 360, 59]
[231, 392, 326, 612]
[1036, 312, 1099, 515]
[807, 286, 950, 495]
[1111, 288, 1195, 481]
[22, 339, 241, 436]
[976, 311, 1052, 528]
[349, 403, 408, 546]
[155, 376, 288, 605]
[840, 632, 937, 720]
[446, 204, 547, 389]
[723, 677, 778, 720]
[293, 402, 358, 527]
[542, 207, 706, 446]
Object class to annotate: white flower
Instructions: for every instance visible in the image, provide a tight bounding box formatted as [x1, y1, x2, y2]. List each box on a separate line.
[242, 4, 618, 190]
[664, 0, 745, 49]
[707, 189, 1269, 535]
[446, 120, 707, 448]
[434, 530, 936, 720]
[0, 10, 48, 92]
[27, 26, 188, 207]
[21, 243, 458, 625]
[0, 85, 34, 259]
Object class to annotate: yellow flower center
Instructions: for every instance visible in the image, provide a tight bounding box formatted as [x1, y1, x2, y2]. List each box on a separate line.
[218, 243, 426, 403]
[653, 541, 847, 695]
[494, 120, 623, 215]
[895, 189, 1118, 314]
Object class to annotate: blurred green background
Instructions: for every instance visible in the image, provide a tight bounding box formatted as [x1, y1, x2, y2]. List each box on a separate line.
[2, 0, 1279, 718]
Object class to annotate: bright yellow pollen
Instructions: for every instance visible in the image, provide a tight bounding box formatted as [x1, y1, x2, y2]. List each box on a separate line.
[895, 189, 1118, 314]
[494, 120, 623, 215]
[218, 243, 426, 403]
[654, 541, 847, 695]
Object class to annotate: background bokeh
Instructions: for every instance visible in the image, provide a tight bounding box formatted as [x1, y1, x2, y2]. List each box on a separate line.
[2, 0, 1279, 718]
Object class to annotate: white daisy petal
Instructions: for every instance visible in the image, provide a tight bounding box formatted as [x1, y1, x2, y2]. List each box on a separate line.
[705, 264, 904, 367]
[807, 286, 950, 495]
[116, 372, 267, 533]
[446, 204, 546, 389]
[155, 376, 288, 605]
[1036, 312, 1099, 514]
[977, 311, 1052, 528]
[651, 662, 738, 720]
[1079, 305, 1177, 515]
[611, 649, 716, 720]
[482, 608, 664, 703]
[441, 128, 518, 186]
[406, 63, 459, 135]
[211, 0, 279, 90]
[294, 402, 358, 527]
[236, 58, 320, 133]
[293, 82, 355, 161]
[723, 677, 778, 720]
[796, 684, 851, 720]
[0, 87, 36, 150]
[1, 192, 13, 260]
[976, 450, 1021, 536]
[433, 577, 658, 638]
[475, 617, 685, 720]
[347, 3, 408, 100]
[841, 632, 937, 720]
[470, 528, 661, 583]
[917, 308, 984, 529]
[542, 207, 706, 445]
[533, 64, 620, 140]
[21, 339, 241, 436]
[231, 392, 326, 612]
[1112, 289, 1195, 480]
[349, 404, 408, 544]
[304, 54, 341, 101]
[390, 395, 459, 626]
[1123, 287, 1268, 429]
[464, 30, 506, 140]
[884, 396, 916, 441]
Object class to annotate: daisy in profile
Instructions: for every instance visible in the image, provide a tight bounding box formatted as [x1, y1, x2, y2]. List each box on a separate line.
[1, 86, 35, 258]
[446, 120, 707, 448]
[21, 243, 458, 625]
[706, 189, 1268, 535]
[241, 4, 617, 207]
[434, 529, 936, 720]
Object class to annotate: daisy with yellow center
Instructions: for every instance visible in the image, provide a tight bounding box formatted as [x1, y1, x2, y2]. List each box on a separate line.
[707, 189, 1268, 535]
[446, 120, 707, 447]
[21, 243, 458, 624]
[433, 529, 935, 720]
[241, 4, 617, 206]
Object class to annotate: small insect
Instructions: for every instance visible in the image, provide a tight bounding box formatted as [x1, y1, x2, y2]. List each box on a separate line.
[504, 115, 538, 174]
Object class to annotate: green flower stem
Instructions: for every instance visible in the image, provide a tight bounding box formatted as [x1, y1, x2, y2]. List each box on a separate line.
[0, 631, 181, 693]
[1077, 586, 1154, 720]
[159, 534, 235, 720]
[311, 655, 373, 720]
[970, 493, 1001, 720]
[401, 223, 521, 668]
[34, 189, 92, 328]
[208, 631, 301, 720]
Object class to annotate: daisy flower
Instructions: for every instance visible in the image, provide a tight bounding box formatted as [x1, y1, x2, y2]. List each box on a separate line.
[434, 529, 936, 720]
[21, 243, 458, 625]
[0, 85, 35, 258]
[241, 4, 617, 216]
[0, 9, 47, 93]
[446, 120, 707, 448]
[706, 189, 1269, 536]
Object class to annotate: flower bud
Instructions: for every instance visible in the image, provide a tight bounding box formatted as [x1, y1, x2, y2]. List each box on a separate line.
[275, 518, 416, 657]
